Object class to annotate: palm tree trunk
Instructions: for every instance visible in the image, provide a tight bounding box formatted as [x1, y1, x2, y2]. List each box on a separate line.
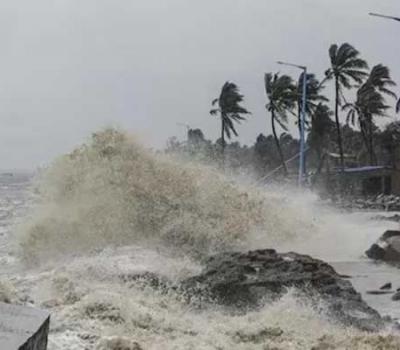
[220, 116, 225, 154]
[359, 119, 368, 154]
[271, 110, 288, 176]
[334, 78, 345, 170]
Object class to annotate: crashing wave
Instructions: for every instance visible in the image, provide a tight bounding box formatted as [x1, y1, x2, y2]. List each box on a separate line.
[17, 128, 310, 263]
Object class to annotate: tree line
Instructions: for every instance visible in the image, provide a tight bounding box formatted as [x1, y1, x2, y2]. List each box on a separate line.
[167, 43, 400, 180]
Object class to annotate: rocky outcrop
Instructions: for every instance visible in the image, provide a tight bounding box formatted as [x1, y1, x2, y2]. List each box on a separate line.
[119, 271, 170, 291]
[341, 194, 400, 211]
[96, 336, 143, 350]
[366, 230, 400, 262]
[180, 249, 384, 331]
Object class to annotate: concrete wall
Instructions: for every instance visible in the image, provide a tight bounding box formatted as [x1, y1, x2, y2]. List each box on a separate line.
[0, 302, 50, 350]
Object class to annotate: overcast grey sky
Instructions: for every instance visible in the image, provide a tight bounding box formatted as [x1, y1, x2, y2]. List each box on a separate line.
[0, 0, 398, 169]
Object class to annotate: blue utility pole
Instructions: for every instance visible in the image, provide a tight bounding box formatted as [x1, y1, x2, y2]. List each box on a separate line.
[299, 67, 307, 186]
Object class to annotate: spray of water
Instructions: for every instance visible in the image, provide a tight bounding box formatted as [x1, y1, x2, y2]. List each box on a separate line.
[17, 128, 314, 263]
[9, 128, 400, 349]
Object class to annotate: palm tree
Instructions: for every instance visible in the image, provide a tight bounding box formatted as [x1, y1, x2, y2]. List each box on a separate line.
[210, 82, 250, 155]
[325, 43, 369, 169]
[366, 64, 397, 98]
[344, 85, 388, 164]
[344, 64, 397, 164]
[264, 73, 296, 175]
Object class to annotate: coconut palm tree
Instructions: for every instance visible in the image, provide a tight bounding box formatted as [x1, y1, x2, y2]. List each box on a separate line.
[344, 64, 397, 164]
[344, 85, 387, 164]
[325, 43, 369, 169]
[264, 73, 296, 175]
[210, 82, 250, 155]
[366, 64, 397, 98]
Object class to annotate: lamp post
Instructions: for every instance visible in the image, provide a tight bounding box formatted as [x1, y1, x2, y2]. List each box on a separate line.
[277, 61, 307, 186]
[369, 12, 400, 22]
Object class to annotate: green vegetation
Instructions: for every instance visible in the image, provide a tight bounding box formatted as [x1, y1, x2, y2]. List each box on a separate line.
[167, 42, 399, 182]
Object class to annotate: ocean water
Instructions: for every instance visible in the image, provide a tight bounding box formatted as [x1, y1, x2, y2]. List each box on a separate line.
[1, 129, 400, 349]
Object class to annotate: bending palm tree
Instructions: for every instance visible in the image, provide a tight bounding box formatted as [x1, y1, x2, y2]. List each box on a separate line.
[344, 85, 388, 164]
[344, 64, 397, 164]
[264, 73, 296, 176]
[325, 43, 368, 169]
[367, 64, 397, 98]
[210, 82, 250, 155]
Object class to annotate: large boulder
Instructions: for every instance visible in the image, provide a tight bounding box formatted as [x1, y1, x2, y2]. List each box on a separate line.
[181, 249, 384, 331]
[366, 230, 400, 262]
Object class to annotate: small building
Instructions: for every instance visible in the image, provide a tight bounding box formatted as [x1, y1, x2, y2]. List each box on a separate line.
[313, 151, 400, 197]
[340, 166, 396, 196]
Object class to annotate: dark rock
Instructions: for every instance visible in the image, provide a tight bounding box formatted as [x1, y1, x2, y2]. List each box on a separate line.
[380, 282, 392, 290]
[180, 249, 384, 331]
[366, 290, 393, 295]
[97, 337, 143, 350]
[366, 230, 400, 262]
[392, 291, 400, 301]
[366, 244, 386, 260]
[338, 195, 400, 212]
[234, 327, 283, 343]
[119, 271, 170, 291]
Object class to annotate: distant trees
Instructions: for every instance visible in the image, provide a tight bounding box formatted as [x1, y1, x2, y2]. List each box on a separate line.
[308, 103, 334, 163]
[210, 82, 250, 155]
[264, 73, 296, 175]
[166, 41, 400, 184]
[187, 128, 206, 145]
[381, 121, 400, 164]
[325, 43, 369, 169]
[254, 134, 276, 172]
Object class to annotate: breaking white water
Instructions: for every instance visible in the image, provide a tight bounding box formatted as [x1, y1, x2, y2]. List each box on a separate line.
[1, 128, 400, 349]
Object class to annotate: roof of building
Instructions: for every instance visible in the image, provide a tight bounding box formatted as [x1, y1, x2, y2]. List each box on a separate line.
[327, 152, 356, 159]
[342, 165, 392, 174]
